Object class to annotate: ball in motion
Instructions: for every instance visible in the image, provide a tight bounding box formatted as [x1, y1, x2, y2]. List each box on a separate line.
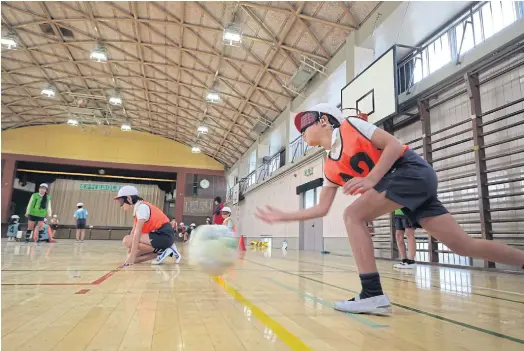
[188, 225, 237, 276]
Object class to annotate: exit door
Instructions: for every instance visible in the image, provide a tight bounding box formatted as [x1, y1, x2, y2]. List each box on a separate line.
[299, 188, 323, 252]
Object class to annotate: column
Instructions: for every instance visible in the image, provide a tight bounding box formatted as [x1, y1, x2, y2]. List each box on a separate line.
[1, 157, 17, 223]
[465, 72, 494, 268]
[419, 99, 439, 263]
[345, 31, 356, 82]
[174, 171, 186, 222]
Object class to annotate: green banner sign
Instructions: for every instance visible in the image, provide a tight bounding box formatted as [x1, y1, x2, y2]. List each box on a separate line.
[80, 183, 122, 191]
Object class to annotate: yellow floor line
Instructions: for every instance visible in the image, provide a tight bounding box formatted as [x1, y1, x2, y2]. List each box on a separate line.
[213, 276, 312, 351]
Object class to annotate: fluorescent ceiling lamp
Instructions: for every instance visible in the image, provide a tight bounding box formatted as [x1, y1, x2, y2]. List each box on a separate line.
[191, 146, 201, 153]
[109, 96, 122, 106]
[41, 86, 56, 98]
[90, 43, 108, 63]
[197, 125, 208, 134]
[206, 91, 220, 104]
[67, 119, 79, 126]
[1, 35, 17, 50]
[121, 122, 131, 131]
[223, 24, 242, 46]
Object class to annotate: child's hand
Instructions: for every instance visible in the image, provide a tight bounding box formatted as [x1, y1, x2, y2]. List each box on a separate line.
[343, 177, 377, 195]
[124, 253, 136, 266]
[256, 206, 286, 223]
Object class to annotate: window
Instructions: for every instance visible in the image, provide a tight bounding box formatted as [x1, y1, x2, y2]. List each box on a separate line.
[304, 189, 315, 209]
[397, 1, 522, 93]
[455, 20, 474, 56]
[248, 150, 256, 174]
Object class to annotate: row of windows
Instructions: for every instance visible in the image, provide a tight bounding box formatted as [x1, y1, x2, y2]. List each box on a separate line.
[398, 1, 523, 94]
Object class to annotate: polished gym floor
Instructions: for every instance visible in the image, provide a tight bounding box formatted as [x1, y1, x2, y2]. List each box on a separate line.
[1, 239, 523, 351]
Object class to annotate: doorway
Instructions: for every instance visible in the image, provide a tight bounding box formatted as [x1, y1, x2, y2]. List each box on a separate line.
[299, 187, 323, 251]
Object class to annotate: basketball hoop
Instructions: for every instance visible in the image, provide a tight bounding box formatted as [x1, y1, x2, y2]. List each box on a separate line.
[341, 107, 368, 121]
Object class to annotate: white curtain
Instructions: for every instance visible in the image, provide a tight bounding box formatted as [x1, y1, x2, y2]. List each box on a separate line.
[49, 179, 164, 227]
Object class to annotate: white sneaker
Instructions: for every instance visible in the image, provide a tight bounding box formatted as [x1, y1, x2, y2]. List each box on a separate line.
[170, 243, 181, 264]
[394, 261, 416, 269]
[151, 248, 174, 265]
[334, 294, 392, 315]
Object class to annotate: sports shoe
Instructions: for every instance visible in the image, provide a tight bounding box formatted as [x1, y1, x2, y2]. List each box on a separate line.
[170, 243, 181, 264]
[151, 248, 174, 265]
[394, 260, 416, 269]
[334, 294, 392, 315]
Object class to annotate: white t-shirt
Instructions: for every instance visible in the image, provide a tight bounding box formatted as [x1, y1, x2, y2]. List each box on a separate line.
[324, 118, 378, 187]
[133, 201, 151, 221]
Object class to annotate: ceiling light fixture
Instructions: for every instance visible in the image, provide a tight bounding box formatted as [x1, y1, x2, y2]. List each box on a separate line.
[67, 118, 79, 126]
[90, 42, 108, 63]
[121, 122, 131, 131]
[41, 85, 57, 98]
[206, 91, 220, 104]
[1, 32, 18, 50]
[223, 23, 242, 46]
[109, 95, 122, 106]
[191, 146, 201, 153]
[197, 125, 208, 134]
[283, 56, 327, 96]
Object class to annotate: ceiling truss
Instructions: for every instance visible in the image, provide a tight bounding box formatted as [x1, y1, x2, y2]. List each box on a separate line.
[1, 1, 377, 167]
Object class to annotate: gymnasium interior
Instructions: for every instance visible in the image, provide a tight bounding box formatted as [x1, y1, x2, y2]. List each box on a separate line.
[1, 1, 523, 350]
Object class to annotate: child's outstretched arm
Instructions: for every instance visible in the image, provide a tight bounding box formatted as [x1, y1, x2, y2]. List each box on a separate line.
[256, 186, 337, 223]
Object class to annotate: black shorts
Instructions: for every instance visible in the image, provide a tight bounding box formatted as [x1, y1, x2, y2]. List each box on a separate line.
[148, 223, 175, 251]
[394, 215, 413, 230]
[76, 219, 87, 229]
[374, 149, 448, 227]
[28, 215, 45, 223]
[51, 224, 58, 230]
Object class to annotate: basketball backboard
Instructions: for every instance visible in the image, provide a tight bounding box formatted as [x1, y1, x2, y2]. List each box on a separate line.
[341, 46, 398, 125]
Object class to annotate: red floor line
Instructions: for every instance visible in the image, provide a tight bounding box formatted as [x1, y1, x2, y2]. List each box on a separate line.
[90, 265, 123, 285]
[75, 289, 91, 294]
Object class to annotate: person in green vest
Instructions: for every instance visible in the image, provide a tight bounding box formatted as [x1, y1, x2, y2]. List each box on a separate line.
[394, 208, 416, 268]
[25, 183, 52, 244]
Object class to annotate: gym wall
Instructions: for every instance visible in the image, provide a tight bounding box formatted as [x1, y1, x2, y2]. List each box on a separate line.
[382, 49, 524, 268]
[1, 124, 224, 171]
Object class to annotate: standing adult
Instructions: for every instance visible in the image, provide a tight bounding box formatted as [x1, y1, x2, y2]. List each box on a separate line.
[25, 183, 52, 244]
[213, 197, 224, 225]
[74, 202, 88, 242]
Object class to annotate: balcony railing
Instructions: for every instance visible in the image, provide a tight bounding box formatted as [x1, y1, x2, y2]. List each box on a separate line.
[290, 135, 311, 162]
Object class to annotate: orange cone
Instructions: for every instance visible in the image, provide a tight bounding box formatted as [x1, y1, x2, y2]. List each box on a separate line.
[238, 235, 246, 252]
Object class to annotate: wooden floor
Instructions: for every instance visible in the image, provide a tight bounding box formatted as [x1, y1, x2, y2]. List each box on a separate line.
[2, 239, 523, 351]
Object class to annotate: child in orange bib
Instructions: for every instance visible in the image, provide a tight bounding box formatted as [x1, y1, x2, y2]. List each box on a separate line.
[115, 186, 181, 266]
[256, 103, 524, 315]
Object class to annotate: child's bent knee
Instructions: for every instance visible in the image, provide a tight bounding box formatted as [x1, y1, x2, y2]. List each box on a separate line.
[122, 235, 132, 247]
[343, 205, 365, 223]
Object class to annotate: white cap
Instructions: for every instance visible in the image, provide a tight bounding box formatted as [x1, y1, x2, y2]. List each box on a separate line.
[53, 214, 57, 218]
[77, 202, 84, 207]
[11, 215, 20, 219]
[190, 223, 196, 227]
[221, 206, 232, 213]
[40, 183, 49, 189]
[180, 222, 184, 226]
[114, 185, 138, 199]
[43, 218, 48, 223]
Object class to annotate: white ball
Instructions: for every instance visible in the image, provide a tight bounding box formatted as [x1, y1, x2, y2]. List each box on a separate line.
[188, 225, 237, 276]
